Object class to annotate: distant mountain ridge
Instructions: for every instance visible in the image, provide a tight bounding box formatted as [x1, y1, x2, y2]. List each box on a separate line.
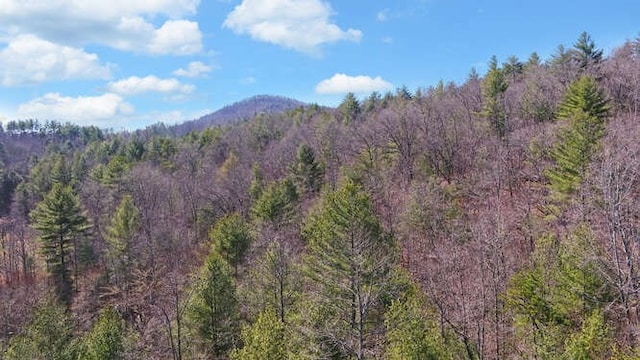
[173, 95, 306, 135]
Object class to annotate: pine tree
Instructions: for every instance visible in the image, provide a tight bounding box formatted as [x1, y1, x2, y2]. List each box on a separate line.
[230, 310, 287, 360]
[302, 179, 396, 359]
[481, 55, 508, 137]
[209, 213, 252, 276]
[571, 31, 603, 71]
[30, 183, 91, 306]
[338, 92, 361, 124]
[251, 178, 298, 224]
[79, 306, 127, 360]
[104, 195, 140, 288]
[187, 252, 240, 358]
[4, 297, 76, 360]
[291, 144, 324, 195]
[546, 75, 610, 199]
[385, 286, 451, 359]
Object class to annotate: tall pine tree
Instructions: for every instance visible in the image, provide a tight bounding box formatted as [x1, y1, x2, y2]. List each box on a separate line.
[302, 179, 396, 359]
[30, 183, 90, 306]
[546, 75, 609, 200]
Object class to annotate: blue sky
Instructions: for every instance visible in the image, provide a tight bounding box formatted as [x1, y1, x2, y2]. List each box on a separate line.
[0, 0, 638, 130]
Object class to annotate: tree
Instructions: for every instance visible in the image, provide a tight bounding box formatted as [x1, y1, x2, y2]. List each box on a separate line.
[563, 309, 611, 360]
[302, 179, 396, 359]
[385, 283, 451, 359]
[30, 183, 91, 306]
[230, 310, 287, 360]
[4, 297, 75, 360]
[78, 306, 127, 360]
[290, 144, 324, 195]
[244, 239, 298, 323]
[104, 195, 140, 288]
[251, 178, 298, 225]
[546, 75, 610, 199]
[481, 55, 508, 137]
[571, 31, 603, 71]
[338, 92, 361, 124]
[209, 213, 252, 276]
[187, 252, 239, 358]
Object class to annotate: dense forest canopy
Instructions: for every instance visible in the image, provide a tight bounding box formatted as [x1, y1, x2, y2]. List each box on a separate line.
[2, 32, 640, 359]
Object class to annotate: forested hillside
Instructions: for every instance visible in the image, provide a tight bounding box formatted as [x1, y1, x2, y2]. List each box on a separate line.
[2, 32, 640, 359]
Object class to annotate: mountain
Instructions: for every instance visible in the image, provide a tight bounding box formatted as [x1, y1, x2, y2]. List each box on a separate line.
[173, 95, 306, 135]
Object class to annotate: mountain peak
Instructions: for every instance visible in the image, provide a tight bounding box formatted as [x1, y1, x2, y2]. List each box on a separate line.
[173, 95, 306, 135]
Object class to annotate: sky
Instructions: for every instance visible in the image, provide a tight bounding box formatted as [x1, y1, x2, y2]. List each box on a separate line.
[0, 0, 639, 130]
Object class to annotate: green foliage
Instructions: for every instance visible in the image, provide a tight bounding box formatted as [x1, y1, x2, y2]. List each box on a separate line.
[338, 92, 361, 124]
[78, 306, 126, 360]
[147, 137, 176, 168]
[4, 297, 76, 360]
[243, 240, 299, 323]
[563, 309, 611, 360]
[251, 178, 298, 224]
[302, 179, 396, 358]
[187, 252, 240, 358]
[546, 75, 609, 200]
[481, 55, 509, 137]
[571, 31, 603, 70]
[30, 183, 91, 306]
[557, 75, 610, 121]
[385, 288, 451, 359]
[105, 195, 140, 287]
[291, 144, 324, 195]
[249, 162, 264, 201]
[506, 227, 609, 358]
[230, 310, 287, 360]
[209, 213, 252, 274]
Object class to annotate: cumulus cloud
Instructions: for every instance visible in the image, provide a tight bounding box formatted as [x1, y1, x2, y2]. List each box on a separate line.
[148, 20, 202, 55]
[16, 93, 134, 125]
[315, 73, 393, 94]
[0, 0, 203, 55]
[0, 35, 112, 86]
[107, 76, 194, 96]
[173, 61, 212, 78]
[223, 0, 362, 55]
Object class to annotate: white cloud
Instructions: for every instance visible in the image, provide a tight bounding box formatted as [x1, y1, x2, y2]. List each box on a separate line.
[16, 93, 134, 125]
[148, 20, 202, 55]
[0, 0, 203, 55]
[107, 76, 194, 96]
[223, 0, 362, 55]
[173, 61, 212, 78]
[315, 73, 394, 94]
[0, 35, 112, 86]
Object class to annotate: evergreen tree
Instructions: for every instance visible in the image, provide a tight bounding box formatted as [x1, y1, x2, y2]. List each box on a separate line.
[4, 297, 75, 360]
[244, 239, 298, 323]
[571, 31, 603, 71]
[209, 213, 252, 276]
[230, 310, 287, 360]
[104, 195, 140, 288]
[78, 306, 126, 360]
[385, 286, 451, 359]
[302, 179, 396, 359]
[481, 55, 508, 137]
[187, 252, 240, 358]
[248, 162, 264, 201]
[291, 144, 324, 195]
[338, 92, 361, 124]
[251, 178, 298, 224]
[30, 183, 91, 306]
[563, 309, 611, 360]
[546, 75, 609, 199]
